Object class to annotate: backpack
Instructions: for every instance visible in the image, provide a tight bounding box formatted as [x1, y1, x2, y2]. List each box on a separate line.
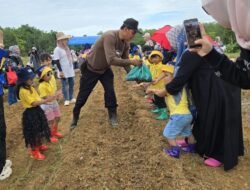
[6, 66, 18, 85]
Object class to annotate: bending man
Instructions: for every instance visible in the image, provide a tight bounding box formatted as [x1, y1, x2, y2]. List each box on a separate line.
[71, 18, 142, 129]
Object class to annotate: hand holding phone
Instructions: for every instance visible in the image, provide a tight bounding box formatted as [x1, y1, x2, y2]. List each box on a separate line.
[184, 18, 202, 48]
[189, 38, 213, 57]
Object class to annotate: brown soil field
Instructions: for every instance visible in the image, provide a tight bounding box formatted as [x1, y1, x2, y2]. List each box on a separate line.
[0, 68, 250, 190]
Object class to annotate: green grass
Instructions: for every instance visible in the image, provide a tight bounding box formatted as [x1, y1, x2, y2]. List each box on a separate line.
[21, 56, 29, 65]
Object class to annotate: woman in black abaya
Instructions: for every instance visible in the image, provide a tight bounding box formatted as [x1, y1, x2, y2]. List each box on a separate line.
[165, 26, 243, 171]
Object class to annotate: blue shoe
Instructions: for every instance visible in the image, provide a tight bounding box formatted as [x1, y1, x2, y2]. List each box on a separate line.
[163, 146, 180, 158]
[181, 143, 196, 153]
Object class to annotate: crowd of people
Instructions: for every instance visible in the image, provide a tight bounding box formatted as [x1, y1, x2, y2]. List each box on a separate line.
[1, 0, 250, 181]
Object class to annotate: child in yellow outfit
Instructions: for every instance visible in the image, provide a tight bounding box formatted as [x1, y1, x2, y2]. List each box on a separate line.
[148, 64, 196, 159]
[16, 67, 57, 160]
[37, 56, 63, 143]
[39, 53, 57, 94]
[147, 50, 168, 120]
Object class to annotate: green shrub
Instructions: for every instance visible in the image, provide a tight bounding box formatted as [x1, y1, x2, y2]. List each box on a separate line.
[225, 43, 240, 53]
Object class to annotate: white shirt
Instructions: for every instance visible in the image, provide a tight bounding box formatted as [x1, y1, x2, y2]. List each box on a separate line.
[71, 50, 78, 62]
[145, 40, 154, 47]
[53, 47, 75, 78]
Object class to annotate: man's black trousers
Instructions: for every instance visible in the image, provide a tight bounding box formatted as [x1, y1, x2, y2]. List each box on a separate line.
[73, 67, 117, 120]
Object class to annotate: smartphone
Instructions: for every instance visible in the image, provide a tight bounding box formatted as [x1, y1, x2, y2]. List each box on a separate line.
[183, 18, 202, 48]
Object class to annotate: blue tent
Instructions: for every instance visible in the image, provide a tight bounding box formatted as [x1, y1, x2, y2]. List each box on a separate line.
[68, 36, 99, 46]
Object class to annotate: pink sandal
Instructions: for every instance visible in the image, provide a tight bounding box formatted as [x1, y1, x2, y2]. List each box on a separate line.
[204, 158, 222, 167]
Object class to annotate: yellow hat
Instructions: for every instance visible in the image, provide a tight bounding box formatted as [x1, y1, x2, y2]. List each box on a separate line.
[162, 64, 174, 74]
[148, 50, 163, 62]
[37, 66, 52, 79]
[0, 30, 4, 48]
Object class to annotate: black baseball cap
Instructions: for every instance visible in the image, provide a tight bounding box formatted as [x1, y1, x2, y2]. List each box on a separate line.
[122, 18, 141, 34]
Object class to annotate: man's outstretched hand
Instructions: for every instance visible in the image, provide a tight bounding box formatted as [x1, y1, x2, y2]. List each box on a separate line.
[131, 59, 143, 66]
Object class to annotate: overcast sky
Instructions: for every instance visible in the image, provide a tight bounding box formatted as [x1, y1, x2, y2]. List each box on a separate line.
[0, 0, 214, 36]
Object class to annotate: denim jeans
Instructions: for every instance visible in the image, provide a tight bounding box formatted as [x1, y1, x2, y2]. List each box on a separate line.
[61, 77, 74, 101]
[163, 114, 193, 139]
[8, 85, 17, 105]
[73, 61, 79, 69]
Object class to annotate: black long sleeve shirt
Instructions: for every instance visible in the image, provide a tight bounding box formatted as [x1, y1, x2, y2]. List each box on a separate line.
[203, 48, 250, 89]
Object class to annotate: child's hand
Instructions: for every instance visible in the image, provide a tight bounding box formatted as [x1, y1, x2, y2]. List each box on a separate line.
[133, 82, 151, 89]
[146, 89, 155, 95]
[45, 95, 57, 102]
[131, 59, 143, 66]
[55, 90, 62, 96]
[59, 72, 65, 78]
[154, 89, 167, 97]
[142, 82, 151, 88]
[55, 90, 63, 100]
[132, 83, 144, 88]
[152, 79, 158, 85]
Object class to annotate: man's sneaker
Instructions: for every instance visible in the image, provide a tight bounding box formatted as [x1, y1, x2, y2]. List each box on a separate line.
[64, 100, 70, 106]
[0, 166, 12, 180]
[70, 98, 76, 104]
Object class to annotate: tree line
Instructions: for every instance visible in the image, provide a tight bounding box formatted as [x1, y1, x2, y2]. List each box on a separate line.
[0, 22, 239, 56]
[203, 22, 239, 53]
[0, 25, 57, 56]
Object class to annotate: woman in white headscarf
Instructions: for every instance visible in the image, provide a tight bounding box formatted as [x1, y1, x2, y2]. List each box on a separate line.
[192, 0, 250, 88]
